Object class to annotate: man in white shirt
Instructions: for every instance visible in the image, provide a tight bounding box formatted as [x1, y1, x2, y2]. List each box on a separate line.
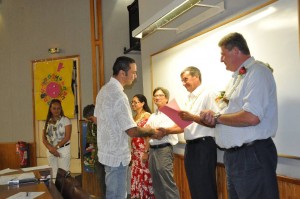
[146, 87, 180, 199]
[94, 56, 164, 199]
[200, 32, 279, 199]
[163, 66, 219, 199]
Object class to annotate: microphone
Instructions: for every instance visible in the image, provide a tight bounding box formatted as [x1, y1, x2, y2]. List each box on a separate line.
[8, 171, 71, 186]
[8, 178, 38, 185]
[8, 177, 58, 186]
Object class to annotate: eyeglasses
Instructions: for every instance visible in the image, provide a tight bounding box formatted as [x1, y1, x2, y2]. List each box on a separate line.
[153, 94, 165, 98]
[131, 101, 140, 105]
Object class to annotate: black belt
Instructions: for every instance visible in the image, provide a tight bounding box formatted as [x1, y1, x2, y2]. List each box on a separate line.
[150, 143, 171, 149]
[61, 142, 70, 148]
[220, 138, 270, 152]
[186, 136, 213, 144]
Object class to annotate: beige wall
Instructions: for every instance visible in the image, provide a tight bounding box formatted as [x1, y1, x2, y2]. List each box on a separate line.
[0, 0, 143, 173]
[0, 1, 92, 142]
[101, 0, 143, 102]
[0, 0, 143, 141]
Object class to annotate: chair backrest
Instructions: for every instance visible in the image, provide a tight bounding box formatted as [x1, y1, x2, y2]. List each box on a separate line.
[55, 168, 89, 199]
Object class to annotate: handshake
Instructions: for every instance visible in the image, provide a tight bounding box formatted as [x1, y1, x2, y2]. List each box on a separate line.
[150, 128, 167, 140]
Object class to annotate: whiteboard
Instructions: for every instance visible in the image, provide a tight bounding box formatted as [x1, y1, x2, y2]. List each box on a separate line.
[151, 0, 300, 157]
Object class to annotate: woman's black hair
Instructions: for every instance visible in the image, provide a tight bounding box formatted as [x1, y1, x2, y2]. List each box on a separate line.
[133, 94, 152, 113]
[44, 99, 65, 131]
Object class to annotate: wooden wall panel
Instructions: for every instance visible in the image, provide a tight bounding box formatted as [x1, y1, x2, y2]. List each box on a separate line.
[90, 0, 105, 102]
[81, 170, 104, 198]
[278, 175, 300, 199]
[0, 142, 36, 170]
[174, 154, 300, 199]
[216, 163, 228, 199]
[173, 154, 191, 199]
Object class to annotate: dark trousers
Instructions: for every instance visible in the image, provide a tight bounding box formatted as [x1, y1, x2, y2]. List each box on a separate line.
[224, 138, 279, 199]
[184, 137, 218, 199]
[95, 161, 106, 198]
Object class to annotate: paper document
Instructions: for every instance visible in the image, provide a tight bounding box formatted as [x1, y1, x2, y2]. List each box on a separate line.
[7, 192, 45, 199]
[159, 99, 193, 129]
[21, 165, 51, 172]
[0, 168, 18, 175]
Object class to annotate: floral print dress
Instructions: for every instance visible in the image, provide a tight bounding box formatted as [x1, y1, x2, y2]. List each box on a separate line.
[131, 112, 155, 199]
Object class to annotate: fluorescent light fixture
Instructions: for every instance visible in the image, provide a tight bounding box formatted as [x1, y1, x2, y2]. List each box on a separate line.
[176, 1, 224, 34]
[132, 0, 202, 39]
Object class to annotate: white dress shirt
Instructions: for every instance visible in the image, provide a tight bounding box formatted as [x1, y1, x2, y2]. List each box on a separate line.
[147, 110, 178, 146]
[183, 85, 219, 140]
[216, 57, 278, 148]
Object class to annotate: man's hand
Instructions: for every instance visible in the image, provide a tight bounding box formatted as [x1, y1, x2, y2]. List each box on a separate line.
[200, 110, 216, 126]
[178, 111, 194, 121]
[151, 128, 166, 140]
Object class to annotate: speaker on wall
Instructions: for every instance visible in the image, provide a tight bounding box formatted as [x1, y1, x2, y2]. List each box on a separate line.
[124, 0, 140, 54]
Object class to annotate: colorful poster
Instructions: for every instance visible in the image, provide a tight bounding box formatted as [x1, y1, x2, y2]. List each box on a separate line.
[34, 59, 75, 120]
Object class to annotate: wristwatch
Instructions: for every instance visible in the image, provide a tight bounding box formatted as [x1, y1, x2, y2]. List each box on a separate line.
[214, 112, 221, 124]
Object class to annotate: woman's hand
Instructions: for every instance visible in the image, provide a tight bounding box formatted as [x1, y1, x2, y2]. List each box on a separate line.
[142, 152, 149, 163]
[49, 146, 60, 157]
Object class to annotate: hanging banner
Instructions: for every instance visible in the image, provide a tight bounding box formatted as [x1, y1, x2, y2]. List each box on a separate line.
[34, 59, 75, 120]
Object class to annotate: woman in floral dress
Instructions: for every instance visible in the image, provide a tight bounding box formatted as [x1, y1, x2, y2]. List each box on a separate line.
[131, 94, 155, 199]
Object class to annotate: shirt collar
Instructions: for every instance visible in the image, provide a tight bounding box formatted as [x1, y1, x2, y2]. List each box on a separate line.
[111, 77, 124, 91]
[155, 109, 162, 115]
[188, 85, 204, 99]
[232, 56, 255, 78]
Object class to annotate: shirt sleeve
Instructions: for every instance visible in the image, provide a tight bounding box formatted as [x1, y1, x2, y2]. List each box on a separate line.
[63, 116, 71, 126]
[114, 96, 137, 132]
[242, 65, 275, 120]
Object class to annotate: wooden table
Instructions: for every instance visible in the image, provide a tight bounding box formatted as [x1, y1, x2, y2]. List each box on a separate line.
[0, 170, 63, 199]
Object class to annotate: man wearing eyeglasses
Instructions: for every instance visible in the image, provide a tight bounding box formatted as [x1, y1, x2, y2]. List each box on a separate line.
[146, 87, 180, 199]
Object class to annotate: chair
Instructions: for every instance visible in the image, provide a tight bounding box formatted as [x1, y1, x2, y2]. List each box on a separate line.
[55, 168, 89, 199]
